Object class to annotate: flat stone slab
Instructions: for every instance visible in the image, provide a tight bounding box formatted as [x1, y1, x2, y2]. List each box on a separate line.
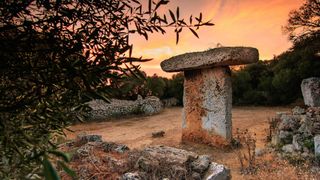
[161, 47, 259, 72]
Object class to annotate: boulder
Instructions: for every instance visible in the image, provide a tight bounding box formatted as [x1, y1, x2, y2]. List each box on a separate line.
[301, 77, 320, 107]
[292, 134, 303, 151]
[161, 47, 258, 72]
[101, 142, 129, 153]
[141, 146, 198, 165]
[135, 156, 159, 172]
[278, 130, 293, 144]
[203, 162, 231, 180]
[292, 106, 306, 115]
[121, 172, 142, 180]
[255, 148, 267, 157]
[138, 146, 230, 179]
[140, 96, 163, 115]
[76, 134, 102, 144]
[278, 115, 300, 131]
[282, 144, 294, 153]
[298, 120, 313, 137]
[191, 155, 211, 173]
[74, 142, 95, 158]
[152, 130, 165, 138]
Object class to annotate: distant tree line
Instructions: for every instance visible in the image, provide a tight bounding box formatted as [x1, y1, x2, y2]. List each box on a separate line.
[232, 35, 320, 105]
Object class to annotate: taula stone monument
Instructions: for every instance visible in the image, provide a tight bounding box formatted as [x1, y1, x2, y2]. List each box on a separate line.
[161, 47, 259, 146]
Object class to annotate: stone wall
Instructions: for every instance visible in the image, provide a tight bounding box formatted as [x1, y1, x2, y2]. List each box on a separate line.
[86, 96, 163, 120]
[161, 97, 179, 107]
[272, 106, 320, 158]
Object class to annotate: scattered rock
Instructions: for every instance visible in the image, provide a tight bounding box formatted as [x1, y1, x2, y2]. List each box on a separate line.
[275, 112, 289, 119]
[135, 156, 159, 172]
[278, 130, 293, 144]
[298, 119, 313, 136]
[101, 142, 129, 153]
[192, 172, 202, 180]
[282, 144, 294, 154]
[162, 97, 179, 107]
[121, 172, 142, 180]
[76, 134, 102, 144]
[104, 156, 127, 171]
[278, 115, 300, 131]
[152, 130, 165, 138]
[292, 134, 303, 151]
[75, 142, 95, 158]
[139, 96, 163, 115]
[191, 155, 211, 173]
[301, 77, 320, 107]
[292, 106, 306, 115]
[314, 135, 320, 157]
[172, 165, 187, 177]
[203, 162, 231, 180]
[63, 137, 231, 180]
[142, 146, 198, 165]
[255, 148, 266, 157]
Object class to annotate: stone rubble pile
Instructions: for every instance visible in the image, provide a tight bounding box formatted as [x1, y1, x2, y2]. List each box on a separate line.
[272, 106, 320, 158]
[86, 95, 163, 120]
[272, 77, 320, 159]
[61, 134, 231, 180]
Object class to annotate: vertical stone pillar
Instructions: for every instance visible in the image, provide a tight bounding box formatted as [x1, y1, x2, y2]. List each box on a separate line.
[182, 67, 232, 145]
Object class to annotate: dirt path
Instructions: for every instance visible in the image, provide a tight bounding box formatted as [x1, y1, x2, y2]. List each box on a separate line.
[67, 106, 292, 179]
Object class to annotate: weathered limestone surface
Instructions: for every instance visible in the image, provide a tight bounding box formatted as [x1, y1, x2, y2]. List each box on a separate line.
[161, 47, 258, 72]
[182, 67, 232, 145]
[301, 77, 320, 107]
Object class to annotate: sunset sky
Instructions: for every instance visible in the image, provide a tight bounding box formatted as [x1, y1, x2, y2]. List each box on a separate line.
[130, 0, 304, 77]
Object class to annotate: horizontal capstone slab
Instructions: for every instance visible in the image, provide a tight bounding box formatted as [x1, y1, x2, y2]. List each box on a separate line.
[161, 47, 259, 72]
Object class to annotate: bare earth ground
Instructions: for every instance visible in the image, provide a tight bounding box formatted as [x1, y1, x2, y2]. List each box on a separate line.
[67, 107, 320, 179]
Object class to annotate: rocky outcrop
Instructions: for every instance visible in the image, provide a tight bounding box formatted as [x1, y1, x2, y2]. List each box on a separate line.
[301, 77, 320, 107]
[86, 96, 163, 120]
